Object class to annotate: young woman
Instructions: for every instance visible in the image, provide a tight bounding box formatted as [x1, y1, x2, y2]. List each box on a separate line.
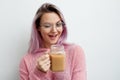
[19, 3, 87, 80]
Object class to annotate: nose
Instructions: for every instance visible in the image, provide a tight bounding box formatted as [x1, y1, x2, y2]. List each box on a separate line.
[51, 25, 57, 33]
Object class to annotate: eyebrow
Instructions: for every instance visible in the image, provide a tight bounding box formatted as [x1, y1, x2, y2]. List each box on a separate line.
[41, 20, 62, 25]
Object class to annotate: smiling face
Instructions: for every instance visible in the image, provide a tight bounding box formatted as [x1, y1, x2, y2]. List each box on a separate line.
[38, 12, 63, 48]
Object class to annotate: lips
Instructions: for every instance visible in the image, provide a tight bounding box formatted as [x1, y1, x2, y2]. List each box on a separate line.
[49, 34, 58, 40]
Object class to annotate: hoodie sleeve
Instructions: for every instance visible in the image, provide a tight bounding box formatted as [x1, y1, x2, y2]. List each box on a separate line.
[19, 53, 51, 80]
[19, 57, 29, 80]
[71, 45, 87, 80]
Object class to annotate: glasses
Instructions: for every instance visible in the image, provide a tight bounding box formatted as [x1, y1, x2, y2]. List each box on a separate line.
[40, 21, 64, 30]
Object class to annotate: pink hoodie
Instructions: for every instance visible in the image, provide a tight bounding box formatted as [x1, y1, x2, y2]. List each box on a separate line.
[19, 43, 87, 80]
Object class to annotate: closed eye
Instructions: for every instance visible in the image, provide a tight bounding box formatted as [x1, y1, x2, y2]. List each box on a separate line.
[56, 22, 63, 27]
[44, 25, 51, 28]
[42, 24, 52, 28]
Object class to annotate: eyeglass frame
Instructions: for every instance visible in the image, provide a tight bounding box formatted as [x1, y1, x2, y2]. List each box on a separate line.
[39, 20, 65, 30]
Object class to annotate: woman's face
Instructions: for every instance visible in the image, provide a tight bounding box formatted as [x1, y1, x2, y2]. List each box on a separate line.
[38, 12, 63, 48]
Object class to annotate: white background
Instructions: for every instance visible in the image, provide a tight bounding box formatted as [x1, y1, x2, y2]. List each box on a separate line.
[0, 0, 120, 80]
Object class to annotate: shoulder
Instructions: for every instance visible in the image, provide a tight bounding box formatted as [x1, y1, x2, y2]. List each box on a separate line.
[20, 53, 33, 64]
[63, 43, 85, 56]
[22, 53, 32, 59]
[19, 53, 34, 69]
[63, 43, 85, 61]
[63, 43, 83, 51]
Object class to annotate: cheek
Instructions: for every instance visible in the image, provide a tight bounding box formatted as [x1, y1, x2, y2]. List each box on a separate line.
[39, 29, 47, 38]
[40, 31, 48, 38]
[59, 28, 63, 34]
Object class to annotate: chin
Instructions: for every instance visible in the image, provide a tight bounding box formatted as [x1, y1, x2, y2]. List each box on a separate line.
[50, 42, 57, 45]
[50, 41, 58, 45]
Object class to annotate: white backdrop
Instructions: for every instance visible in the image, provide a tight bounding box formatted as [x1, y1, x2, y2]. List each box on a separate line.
[0, 0, 120, 80]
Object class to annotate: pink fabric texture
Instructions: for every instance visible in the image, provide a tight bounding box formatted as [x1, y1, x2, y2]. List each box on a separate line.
[19, 43, 87, 80]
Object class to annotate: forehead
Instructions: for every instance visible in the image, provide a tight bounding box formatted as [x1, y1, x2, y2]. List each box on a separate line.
[40, 12, 61, 23]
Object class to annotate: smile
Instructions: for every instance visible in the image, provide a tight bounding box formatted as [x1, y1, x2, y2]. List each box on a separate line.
[49, 34, 58, 40]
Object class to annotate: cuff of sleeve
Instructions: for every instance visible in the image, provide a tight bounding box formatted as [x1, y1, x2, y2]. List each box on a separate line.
[34, 67, 48, 76]
[33, 67, 50, 79]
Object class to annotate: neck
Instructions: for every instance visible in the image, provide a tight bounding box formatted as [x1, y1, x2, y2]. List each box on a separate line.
[43, 43, 51, 48]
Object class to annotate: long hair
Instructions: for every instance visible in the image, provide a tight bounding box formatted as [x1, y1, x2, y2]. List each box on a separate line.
[28, 3, 67, 53]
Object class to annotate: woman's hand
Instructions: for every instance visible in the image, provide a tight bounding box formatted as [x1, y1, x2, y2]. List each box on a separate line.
[37, 54, 50, 72]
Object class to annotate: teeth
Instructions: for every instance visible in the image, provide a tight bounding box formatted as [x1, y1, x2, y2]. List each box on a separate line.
[49, 34, 57, 37]
[49, 34, 57, 40]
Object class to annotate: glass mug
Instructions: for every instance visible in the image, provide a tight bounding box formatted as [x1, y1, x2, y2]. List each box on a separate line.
[49, 45, 65, 72]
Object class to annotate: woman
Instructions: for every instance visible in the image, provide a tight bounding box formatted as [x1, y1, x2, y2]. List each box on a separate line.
[19, 3, 86, 80]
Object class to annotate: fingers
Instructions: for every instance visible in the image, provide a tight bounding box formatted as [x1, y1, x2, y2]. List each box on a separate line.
[38, 54, 49, 61]
[40, 60, 50, 72]
[38, 56, 50, 67]
[37, 54, 51, 72]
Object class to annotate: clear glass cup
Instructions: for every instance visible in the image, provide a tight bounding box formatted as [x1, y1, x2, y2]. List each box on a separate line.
[50, 44, 65, 72]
